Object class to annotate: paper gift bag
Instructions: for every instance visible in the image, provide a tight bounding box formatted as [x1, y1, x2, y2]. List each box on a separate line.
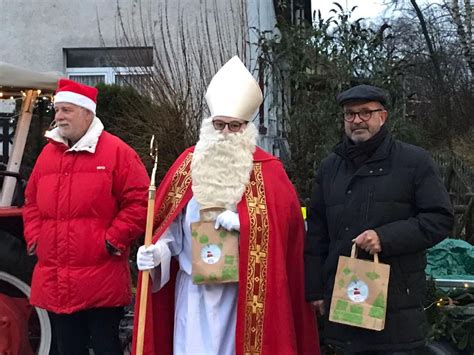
[329, 244, 390, 331]
[191, 208, 239, 284]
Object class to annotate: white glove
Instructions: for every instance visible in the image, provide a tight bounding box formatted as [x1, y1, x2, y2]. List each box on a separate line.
[214, 210, 240, 231]
[136, 244, 161, 271]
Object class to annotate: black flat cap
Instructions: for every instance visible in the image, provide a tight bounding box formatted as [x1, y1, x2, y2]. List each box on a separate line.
[336, 84, 387, 106]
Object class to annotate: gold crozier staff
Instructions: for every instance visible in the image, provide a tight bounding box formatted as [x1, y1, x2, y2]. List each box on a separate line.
[135, 135, 158, 355]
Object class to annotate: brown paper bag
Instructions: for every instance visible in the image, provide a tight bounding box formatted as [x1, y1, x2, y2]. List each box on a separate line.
[191, 208, 239, 284]
[329, 244, 390, 331]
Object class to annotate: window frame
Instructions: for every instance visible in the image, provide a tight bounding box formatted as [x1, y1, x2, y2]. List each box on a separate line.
[66, 66, 151, 85]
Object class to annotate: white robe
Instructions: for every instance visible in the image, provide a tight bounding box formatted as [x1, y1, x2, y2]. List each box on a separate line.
[151, 197, 238, 355]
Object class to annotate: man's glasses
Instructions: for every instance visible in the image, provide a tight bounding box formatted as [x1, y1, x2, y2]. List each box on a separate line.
[212, 119, 247, 132]
[343, 109, 384, 122]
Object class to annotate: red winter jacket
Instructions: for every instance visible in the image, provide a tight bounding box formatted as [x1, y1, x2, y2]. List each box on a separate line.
[23, 127, 149, 314]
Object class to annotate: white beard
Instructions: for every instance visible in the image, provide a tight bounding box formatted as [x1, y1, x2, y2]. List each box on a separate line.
[191, 117, 258, 212]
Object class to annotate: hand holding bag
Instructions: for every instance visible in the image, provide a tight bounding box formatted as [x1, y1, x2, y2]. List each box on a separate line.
[191, 207, 239, 284]
[329, 243, 390, 331]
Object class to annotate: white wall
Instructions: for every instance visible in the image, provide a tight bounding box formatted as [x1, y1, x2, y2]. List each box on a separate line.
[0, 0, 282, 155]
[0, 0, 126, 72]
[0, 0, 245, 73]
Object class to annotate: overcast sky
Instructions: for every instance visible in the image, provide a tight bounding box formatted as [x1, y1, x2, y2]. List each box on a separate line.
[311, 0, 387, 20]
[311, 0, 443, 22]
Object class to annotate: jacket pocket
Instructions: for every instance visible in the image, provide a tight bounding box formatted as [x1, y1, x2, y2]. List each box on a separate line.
[390, 258, 426, 310]
[36, 222, 53, 264]
[69, 222, 110, 266]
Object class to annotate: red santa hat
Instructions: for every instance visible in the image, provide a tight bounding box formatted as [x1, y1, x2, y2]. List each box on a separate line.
[54, 79, 98, 114]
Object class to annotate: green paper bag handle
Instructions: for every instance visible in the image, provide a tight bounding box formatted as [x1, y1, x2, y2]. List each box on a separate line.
[351, 243, 379, 264]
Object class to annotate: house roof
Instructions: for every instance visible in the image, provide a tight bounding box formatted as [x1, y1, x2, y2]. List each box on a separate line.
[0, 62, 62, 95]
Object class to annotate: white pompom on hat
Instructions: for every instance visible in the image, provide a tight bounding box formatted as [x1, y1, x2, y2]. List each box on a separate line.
[54, 79, 98, 114]
[205, 56, 263, 121]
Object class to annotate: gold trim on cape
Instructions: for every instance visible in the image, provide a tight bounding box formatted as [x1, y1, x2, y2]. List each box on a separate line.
[153, 153, 270, 354]
[154, 153, 193, 238]
[243, 162, 269, 355]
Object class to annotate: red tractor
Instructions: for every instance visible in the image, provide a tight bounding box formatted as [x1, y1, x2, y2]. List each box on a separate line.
[0, 62, 60, 354]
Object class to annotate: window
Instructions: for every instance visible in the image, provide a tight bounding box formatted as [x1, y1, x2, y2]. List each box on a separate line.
[66, 47, 153, 68]
[65, 47, 153, 89]
[68, 73, 106, 86]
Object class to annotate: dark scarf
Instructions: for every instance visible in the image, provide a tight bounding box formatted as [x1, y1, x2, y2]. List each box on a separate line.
[343, 124, 389, 168]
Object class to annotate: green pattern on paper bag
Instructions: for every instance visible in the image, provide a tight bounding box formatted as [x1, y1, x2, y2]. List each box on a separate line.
[351, 275, 358, 282]
[369, 292, 386, 319]
[338, 279, 345, 289]
[343, 267, 351, 275]
[372, 292, 386, 308]
[366, 271, 380, 280]
[335, 300, 348, 311]
[192, 231, 198, 238]
[343, 311, 363, 324]
[209, 273, 218, 282]
[333, 300, 363, 325]
[219, 230, 228, 238]
[333, 310, 363, 325]
[369, 306, 385, 319]
[222, 267, 238, 280]
[225, 255, 235, 265]
[193, 275, 205, 283]
[199, 235, 209, 244]
[350, 305, 363, 315]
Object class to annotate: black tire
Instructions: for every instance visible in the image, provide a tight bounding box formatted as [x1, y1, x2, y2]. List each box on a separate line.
[0, 228, 36, 284]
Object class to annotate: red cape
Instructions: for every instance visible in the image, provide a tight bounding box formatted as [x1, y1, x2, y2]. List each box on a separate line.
[132, 147, 319, 354]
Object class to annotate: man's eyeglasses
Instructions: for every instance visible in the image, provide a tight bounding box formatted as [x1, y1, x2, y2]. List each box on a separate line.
[343, 109, 384, 122]
[212, 119, 247, 132]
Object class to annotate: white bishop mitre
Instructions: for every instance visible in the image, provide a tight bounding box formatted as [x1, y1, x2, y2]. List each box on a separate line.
[205, 56, 263, 121]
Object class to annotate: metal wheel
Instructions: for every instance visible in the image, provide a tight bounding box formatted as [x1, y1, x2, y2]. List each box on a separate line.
[0, 271, 51, 354]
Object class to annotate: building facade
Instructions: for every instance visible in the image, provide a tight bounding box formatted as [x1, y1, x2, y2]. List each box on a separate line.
[0, 0, 311, 156]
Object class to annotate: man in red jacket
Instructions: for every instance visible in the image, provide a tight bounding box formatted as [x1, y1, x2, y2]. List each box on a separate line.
[132, 56, 319, 355]
[23, 79, 149, 355]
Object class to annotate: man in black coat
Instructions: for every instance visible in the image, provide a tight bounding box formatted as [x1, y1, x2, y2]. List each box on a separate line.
[304, 84, 454, 354]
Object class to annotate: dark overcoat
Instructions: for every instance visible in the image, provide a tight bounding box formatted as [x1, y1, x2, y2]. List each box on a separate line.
[305, 134, 454, 351]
